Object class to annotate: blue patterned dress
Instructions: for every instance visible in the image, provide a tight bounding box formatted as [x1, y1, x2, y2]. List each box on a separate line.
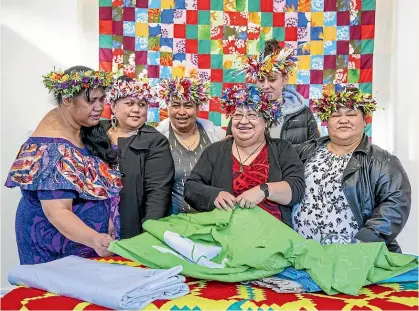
[5, 137, 122, 265]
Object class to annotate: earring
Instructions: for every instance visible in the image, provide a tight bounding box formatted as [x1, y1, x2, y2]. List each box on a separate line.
[111, 114, 117, 128]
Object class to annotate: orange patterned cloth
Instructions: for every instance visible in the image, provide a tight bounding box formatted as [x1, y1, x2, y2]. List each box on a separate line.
[2, 256, 418, 311]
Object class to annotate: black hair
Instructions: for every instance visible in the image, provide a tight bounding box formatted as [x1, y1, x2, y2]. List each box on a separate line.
[263, 39, 281, 58]
[343, 87, 365, 116]
[55, 65, 119, 167]
[116, 75, 134, 83]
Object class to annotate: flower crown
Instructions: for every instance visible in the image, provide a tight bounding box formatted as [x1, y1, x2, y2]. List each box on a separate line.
[158, 78, 210, 106]
[312, 88, 379, 121]
[220, 85, 281, 128]
[236, 46, 297, 83]
[42, 69, 113, 98]
[106, 79, 155, 104]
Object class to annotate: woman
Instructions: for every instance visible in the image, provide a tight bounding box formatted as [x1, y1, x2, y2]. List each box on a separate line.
[102, 76, 174, 239]
[156, 78, 225, 215]
[184, 85, 305, 226]
[227, 39, 320, 145]
[294, 88, 411, 252]
[5, 66, 122, 264]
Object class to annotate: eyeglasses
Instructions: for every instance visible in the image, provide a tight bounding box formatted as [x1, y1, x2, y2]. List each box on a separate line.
[232, 113, 259, 121]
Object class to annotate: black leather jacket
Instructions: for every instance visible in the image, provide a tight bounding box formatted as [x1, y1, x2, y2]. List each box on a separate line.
[296, 135, 411, 253]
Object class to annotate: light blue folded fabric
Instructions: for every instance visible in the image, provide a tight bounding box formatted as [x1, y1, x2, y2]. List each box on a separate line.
[277, 267, 321, 292]
[376, 267, 418, 284]
[8, 256, 189, 310]
[276, 266, 418, 293]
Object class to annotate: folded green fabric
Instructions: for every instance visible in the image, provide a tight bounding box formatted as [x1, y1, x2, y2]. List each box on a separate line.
[109, 207, 417, 295]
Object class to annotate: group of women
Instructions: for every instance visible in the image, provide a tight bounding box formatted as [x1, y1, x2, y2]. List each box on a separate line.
[5, 40, 411, 265]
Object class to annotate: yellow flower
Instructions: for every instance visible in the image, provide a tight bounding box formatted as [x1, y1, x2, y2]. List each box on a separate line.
[61, 74, 69, 82]
[224, 60, 233, 69]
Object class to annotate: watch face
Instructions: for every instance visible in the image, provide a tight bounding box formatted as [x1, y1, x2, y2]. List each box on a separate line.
[261, 184, 268, 191]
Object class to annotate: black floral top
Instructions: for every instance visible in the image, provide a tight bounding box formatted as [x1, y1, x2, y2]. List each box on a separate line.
[292, 145, 359, 243]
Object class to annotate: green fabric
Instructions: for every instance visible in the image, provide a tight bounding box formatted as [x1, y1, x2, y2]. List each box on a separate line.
[109, 207, 417, 295]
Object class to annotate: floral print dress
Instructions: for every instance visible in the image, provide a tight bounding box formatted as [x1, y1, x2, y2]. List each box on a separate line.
[5, 137, 122, 265]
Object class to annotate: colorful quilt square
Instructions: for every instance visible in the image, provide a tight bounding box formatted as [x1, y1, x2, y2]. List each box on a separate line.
[323, 69, 335, 84]
[148, 24, 161, 37]
[123, 7, 135, 21]
[174, 9, 186, 23]
[135, 37, 148, 51]
[324, 40, 337, 55]
[186, 10, 198, 24]
[174, 24, 186, 38]
[297, 70, 310, 84]
[161, 9, 175, 24]
[135, 8, 148, 22]
[311, 12, 323, 27]
[149, 0, 162, 8]
[309, 84, 323, 99]
[198, 10, 210, 24]
[311, 0, 324, 12]
[186, 24, 198, 38]
[323, 11, 337, 26]
[324, 55, 337, 69]
[311, 26, 323, 40]
[211, 54, 223, 68]
[160, 65, 172, 78]
[324, 0, 337, 12]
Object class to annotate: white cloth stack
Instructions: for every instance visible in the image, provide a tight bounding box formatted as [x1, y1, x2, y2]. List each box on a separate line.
[8, 256, 189, 310]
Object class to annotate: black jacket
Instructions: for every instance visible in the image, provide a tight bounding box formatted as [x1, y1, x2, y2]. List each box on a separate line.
[296, 135, 411, 253]
[102, 121, 174, 239]
[184, 137, 305, 227]
[226, 106, 320, 145]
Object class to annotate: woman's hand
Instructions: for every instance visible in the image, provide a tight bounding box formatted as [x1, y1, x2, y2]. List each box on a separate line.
[92, 233, 114, 257]
[236, 186, 265, 208]
[214, 191, 236, 211]
[108, 219, 115, 238]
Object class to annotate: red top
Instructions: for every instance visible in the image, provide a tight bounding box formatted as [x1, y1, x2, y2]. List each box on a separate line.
[232, 145, 282, 220]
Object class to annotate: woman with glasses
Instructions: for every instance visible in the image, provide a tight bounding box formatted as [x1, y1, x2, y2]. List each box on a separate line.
[184, 85, 305, 227]
[156, 78, 225, 215]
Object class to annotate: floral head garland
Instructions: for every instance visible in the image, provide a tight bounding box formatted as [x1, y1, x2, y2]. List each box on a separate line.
[106, 79, 156, 104]
[158, 78, 210, 106]
[220, 85, 281, 128]
[42, 69, 113, 99]
[312, 88, 379, 122]
[236, 46, 297, 83]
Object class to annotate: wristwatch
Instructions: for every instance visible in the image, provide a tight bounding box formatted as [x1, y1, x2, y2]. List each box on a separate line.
[260, 183, 269, 198]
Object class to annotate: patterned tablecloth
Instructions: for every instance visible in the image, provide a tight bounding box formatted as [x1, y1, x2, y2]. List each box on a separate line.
[2, 256, 418, 311]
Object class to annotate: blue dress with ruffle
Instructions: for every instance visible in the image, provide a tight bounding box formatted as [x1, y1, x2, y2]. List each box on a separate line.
[5, 137, 122, 265]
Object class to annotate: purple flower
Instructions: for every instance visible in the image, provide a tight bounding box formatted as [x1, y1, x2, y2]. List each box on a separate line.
[61, 82, 68, 88]
[82, 77, 90, 83]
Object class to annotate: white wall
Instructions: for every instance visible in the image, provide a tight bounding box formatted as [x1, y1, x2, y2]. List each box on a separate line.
[0, 0, 99, 290]
[373, 0, 419, 255]
[0, 0, 418, 291]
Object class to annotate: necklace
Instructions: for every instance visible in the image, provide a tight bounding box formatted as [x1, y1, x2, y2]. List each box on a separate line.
[235, 140, 265, 173]
[109, 127, 139, 144]
[173, 124, 199, 152]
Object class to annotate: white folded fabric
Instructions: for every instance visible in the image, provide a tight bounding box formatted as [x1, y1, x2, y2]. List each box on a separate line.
[8, 256, 189, 310]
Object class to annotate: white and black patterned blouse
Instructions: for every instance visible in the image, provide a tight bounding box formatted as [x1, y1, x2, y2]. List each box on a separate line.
[292, 145, 359, 243]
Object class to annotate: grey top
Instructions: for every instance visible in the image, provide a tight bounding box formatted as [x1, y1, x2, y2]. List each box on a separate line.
[168, 123, 211, 215]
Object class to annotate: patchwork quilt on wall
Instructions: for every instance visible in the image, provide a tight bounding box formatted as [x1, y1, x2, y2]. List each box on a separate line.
[99, 0, 375, 135]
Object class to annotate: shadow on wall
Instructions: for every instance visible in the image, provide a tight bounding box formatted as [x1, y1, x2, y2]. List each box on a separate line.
[1, 24, 64, 290]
